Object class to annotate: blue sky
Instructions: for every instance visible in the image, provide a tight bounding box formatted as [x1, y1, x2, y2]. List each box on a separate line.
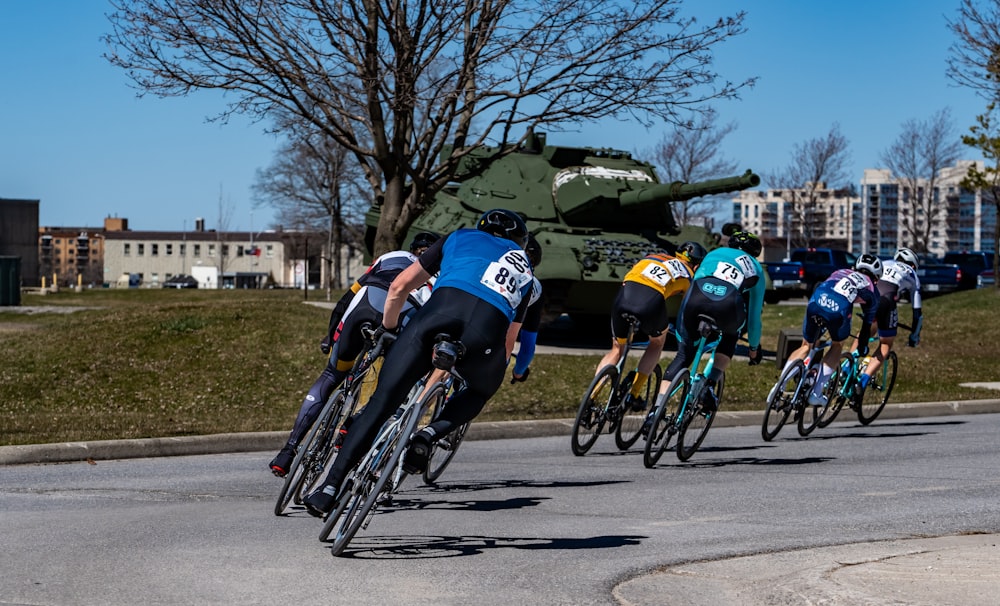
[0, 1, 988, 232]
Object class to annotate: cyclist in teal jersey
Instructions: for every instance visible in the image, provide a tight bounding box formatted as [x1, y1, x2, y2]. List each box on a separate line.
[668, 231, 766, 412]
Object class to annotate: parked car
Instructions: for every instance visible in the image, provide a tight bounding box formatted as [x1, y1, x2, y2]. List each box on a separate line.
[978, 268, 995, 288]
[162, 274, 199, 289]
[942, 251, 994, 291]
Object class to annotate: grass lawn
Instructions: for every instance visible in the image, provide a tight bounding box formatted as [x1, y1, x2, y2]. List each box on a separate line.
[2, 287, 998, 446]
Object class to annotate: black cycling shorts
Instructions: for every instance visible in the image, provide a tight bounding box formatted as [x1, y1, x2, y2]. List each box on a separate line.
[610, 281, 669, 339]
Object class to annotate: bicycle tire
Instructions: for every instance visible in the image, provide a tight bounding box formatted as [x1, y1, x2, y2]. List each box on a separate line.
[328, 379, 438, 555]
[677, 374, 723, 462]
[642, 370, 688, 468]
[615, 364, 663, 451]
[797, 365, 830, 437]
[273, 389, 346, 516]
[857, 350, 897, 425]
[762, 361, 801, 441]
[571, 365, 618, 456]
[422, 380, 469, 484]
[817, 354, 853, 428]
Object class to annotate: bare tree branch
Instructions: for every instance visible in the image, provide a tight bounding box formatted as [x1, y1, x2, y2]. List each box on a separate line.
[105, 0, 754, 254]
[879, 108, 962, 253]
[647, 110, 739, 226]
[763, 124, 851, 248]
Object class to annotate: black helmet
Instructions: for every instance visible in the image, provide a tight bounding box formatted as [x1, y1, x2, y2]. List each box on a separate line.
[477, 208, 528, 248]
[409, 231, 440, 253]
[676, 241, 708, 266]
[524, 233, 543, 267]
[728, 231, 762, 257]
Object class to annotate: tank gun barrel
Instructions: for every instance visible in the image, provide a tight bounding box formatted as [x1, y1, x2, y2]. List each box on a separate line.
[619, 169, 760, 207]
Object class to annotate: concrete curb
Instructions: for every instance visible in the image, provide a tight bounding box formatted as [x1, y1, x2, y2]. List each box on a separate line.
[3, 399, 1000, 466]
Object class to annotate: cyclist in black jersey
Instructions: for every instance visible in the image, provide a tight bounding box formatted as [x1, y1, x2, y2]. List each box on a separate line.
[268, 233, 439, 477]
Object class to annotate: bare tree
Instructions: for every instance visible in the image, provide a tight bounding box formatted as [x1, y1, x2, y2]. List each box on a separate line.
[214, 186, 235, 279]
[104, 0, 755, 255]
[252, 124, 370, 292]
[764, 124, 851, 248]
[647, 110, 739, 227]
[947, 0, 1000, 285]
[879, 108, 962, 254]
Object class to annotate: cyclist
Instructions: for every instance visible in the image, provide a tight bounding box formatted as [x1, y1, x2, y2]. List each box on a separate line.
[511, 233, 544, 383]
[593, 241, 708, 412]
[304, 208, 535, 516]
[860, 246, 923, 391]
[668, 231, 766, 413]
[267, 232, 439, 477]
[780, 254, 882, 406]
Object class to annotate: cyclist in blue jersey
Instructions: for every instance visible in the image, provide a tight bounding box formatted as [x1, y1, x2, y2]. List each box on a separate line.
[511, 233, 543, 383]
[668, 231, 766, 413]
[304, 209, 535, 516]
[267, 232, 439, 477]
[781, 254, 882, 406]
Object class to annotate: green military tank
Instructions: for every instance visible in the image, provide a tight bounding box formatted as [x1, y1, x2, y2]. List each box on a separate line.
[364, 131, 760, 326]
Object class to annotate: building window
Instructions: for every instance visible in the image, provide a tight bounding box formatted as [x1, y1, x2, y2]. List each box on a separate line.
[166, 244, 173, 255]
[222, 245, 230, 256]
[179, 244, 186, 256]
[208, 244, 216, 257]
[138, 243, 145, 256]
[266, 244, 274, 258]
[237, 245, 244, 257]
[151, 244, 159, 256]
[193, 244, 200, 256]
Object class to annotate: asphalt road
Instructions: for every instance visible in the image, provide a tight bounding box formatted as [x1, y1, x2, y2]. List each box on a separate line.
[3, 412, 1000, 605]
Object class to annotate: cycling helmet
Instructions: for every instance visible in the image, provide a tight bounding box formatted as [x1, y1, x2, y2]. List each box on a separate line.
[676, 241, 708, 267]
[854, 253, 883, 282]
[727, 231, 762, 258]
[477, 208, 529, 248]
[524, 233, 543, 267]
[408, 231, 440, 253]
[894, 247, 919, 269]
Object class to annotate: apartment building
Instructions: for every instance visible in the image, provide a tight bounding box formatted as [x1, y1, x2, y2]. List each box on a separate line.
[731, 161, 996, 259]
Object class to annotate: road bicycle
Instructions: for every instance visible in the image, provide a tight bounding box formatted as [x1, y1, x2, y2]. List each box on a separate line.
[272, 324, 385, 516]
[571, 313, 662, 456]
[819, 345, 898, 427]
[318, 333, 466, 555]
[421, 371, 470, 484]
[761, 320, 841, 441]
[642, 314, 725, 466]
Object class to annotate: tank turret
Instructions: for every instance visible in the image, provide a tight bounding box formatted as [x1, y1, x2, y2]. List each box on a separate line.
[365, 132, 760, 325]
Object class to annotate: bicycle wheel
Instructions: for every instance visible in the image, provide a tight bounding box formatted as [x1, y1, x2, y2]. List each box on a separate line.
[677, 374, 722, 462]
[817, 354, 853, 428]
[327, 400, 421, 555]
[762, 361, 801, 441]
[857, 350, 897, 425]
[797, 364, 831, 437]
[642, 370, 688, 468]
[571, 365, 618, 456]
[615, 364, 663, 451]
[273, 389, 347, 516]
[422, 381, 469, 484]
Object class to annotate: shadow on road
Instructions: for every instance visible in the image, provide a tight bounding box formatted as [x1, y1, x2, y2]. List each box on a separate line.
[331, 533, 647, 559]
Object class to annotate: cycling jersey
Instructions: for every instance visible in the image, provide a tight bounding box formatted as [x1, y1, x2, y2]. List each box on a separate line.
[876, 260, 922, 310]
[622, 253, 694, 300]
[689, 247, 766, 350]
[804, 269, 878, 343]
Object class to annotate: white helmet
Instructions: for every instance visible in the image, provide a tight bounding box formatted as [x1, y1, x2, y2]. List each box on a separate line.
[894, 247, 919, 269]
[854, 253, 883, 281]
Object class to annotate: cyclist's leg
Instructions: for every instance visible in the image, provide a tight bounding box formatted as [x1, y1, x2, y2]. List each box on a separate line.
[864, 295, 897, 382]
[303, 310, 438, 514]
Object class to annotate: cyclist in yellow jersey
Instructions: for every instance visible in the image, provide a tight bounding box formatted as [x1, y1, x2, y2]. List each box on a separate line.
[593, 241, 708, 411]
